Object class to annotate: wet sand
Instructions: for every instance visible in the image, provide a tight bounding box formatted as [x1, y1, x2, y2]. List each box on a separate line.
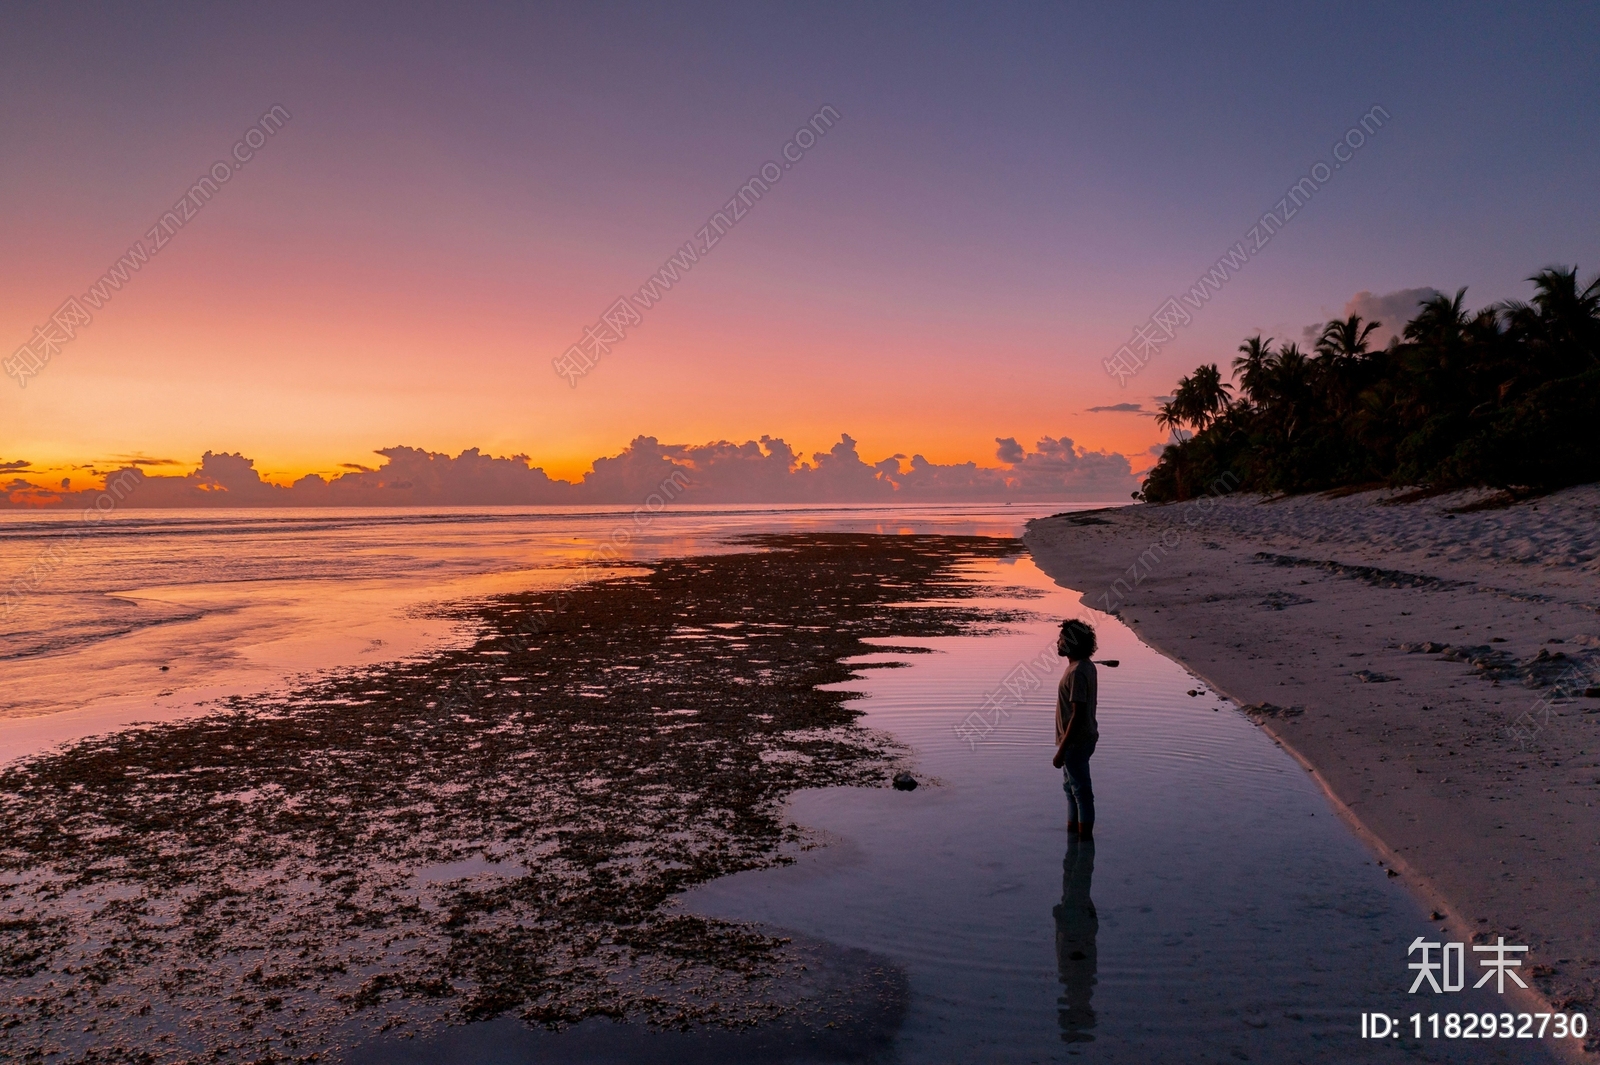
[0, 534, 1026, 1063]
[1024, 486, 1600, 1055]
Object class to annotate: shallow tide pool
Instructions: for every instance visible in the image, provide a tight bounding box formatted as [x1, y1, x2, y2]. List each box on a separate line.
[676, 554, 1545, 1063]
[376, 549, 1545, 1063]
[5, 507, 1551, 1062]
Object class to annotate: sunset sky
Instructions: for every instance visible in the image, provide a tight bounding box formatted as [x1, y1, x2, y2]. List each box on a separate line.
[3, 2, 1598, 500]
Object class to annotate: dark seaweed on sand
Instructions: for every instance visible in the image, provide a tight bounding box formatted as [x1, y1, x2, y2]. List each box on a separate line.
[0, 534, 1028, 1063]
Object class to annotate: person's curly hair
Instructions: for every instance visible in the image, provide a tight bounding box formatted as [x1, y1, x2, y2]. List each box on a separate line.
[1059, 618, 1097, 659]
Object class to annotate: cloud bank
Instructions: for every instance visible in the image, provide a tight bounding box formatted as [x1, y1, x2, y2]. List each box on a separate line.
[2, 434, 1138, 509]
[1303, 287, 1442, 348]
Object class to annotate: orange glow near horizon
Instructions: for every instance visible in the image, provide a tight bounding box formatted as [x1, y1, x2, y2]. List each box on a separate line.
[2, 214, 1175, 488]
[13, 6, 1514, 495]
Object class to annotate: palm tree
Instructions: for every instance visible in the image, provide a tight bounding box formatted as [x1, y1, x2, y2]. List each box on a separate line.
[1153, 399, 1184, 440]
[1496, 265, 1600, 390]
[1231, 333, 1275, 404]
[1138, 261, 1600, 503]
[1528, 265, 1600, 327]
[1315, 314, 1382, 365]
[1312, 314, 1382, 419]
[1263, 343, 1311, 442]
[1526, 265, 1600, 366]
[1171, 364, 1233, 431]
[1403, 289, 1469, 347]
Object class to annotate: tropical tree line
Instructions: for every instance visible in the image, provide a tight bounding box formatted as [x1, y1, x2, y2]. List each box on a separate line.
[1139, 264, 1600, 502]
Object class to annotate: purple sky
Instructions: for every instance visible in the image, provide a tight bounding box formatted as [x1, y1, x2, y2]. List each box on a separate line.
[3, 1, 1596, 503]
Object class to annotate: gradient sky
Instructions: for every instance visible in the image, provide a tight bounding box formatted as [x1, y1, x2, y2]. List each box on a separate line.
[3, 1, 1598, 490]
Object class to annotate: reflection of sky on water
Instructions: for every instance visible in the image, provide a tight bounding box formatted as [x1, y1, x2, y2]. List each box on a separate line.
[2, 506, 1552, 1062]
[0, 503, 1074, 757]
[678, 557, 1546, 1063]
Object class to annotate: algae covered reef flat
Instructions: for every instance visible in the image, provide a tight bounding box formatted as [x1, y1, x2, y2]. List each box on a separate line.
[0, 533, 1032, 1063]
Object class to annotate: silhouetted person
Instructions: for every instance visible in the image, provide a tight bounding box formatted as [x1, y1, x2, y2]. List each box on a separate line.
[1052, 619, 1098, 839]
[1054, 835, 1098, 1042]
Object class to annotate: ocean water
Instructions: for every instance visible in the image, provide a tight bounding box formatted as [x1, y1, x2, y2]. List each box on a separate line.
[1, 505, 1557, 1062]
[0, 504, 1056, 758]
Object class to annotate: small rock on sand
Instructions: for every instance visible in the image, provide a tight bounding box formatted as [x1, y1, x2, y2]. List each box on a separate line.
[892, 772, 918, 791]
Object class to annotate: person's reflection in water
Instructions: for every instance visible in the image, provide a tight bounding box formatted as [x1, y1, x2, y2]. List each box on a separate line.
[1053, 836, 1098, 1043]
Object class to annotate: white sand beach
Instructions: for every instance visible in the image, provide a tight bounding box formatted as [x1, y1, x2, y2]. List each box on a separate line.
[1026, 484, 1600, 1042]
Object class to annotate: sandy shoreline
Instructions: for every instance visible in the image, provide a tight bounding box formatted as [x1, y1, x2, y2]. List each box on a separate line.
[1025, 484, 1600, 1053]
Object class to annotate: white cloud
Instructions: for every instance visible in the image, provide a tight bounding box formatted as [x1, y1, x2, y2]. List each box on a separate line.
[3, 435, 1140, 508]
[1304, 287, 1442, 348]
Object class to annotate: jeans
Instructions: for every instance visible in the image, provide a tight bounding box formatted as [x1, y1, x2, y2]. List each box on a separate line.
[1061, 741, 1096, 826]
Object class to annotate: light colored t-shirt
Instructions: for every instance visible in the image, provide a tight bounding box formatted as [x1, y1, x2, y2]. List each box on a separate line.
[1055, 659, 1098, 749]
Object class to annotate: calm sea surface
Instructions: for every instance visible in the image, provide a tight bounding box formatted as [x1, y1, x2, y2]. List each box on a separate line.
[0, 504, 1056, 756]
[1, 506, 1548, 1062]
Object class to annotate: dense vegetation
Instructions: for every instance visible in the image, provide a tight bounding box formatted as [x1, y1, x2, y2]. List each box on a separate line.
[1140, 265, 1600, 502]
